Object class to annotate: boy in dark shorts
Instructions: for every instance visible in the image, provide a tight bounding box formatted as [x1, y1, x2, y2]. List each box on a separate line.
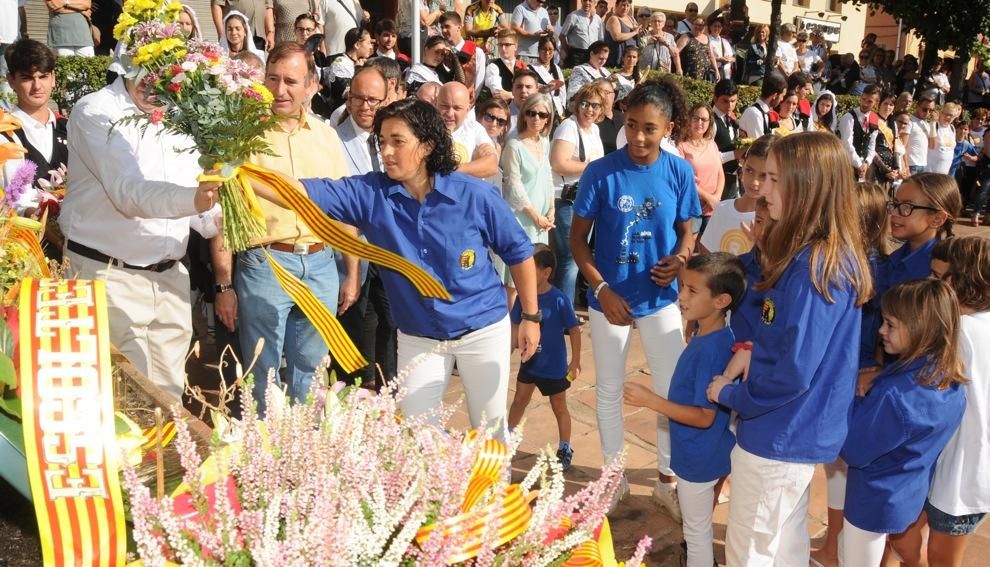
[507, 245, 582, 470]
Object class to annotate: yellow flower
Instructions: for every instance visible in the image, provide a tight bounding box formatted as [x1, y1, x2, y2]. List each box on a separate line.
[132, 37, 185, 66]
[252, 83, 274, 105]
[113, 13, 138, 40]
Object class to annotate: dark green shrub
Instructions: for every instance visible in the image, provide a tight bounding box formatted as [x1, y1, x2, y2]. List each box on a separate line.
[53, 55, 113, 114]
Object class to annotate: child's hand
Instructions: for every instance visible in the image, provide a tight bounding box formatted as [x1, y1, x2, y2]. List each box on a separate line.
[623, 382, 658, 408]
[741, 220, 755, 243]
[857, 366, 881, 397]
[707, 374, 733, 403]
[724, 346, 752, 381]
[567, 361, 581, 382]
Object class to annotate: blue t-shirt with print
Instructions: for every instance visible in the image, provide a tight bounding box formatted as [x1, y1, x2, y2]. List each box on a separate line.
[669, 327, 736, 483]
[573, 148, 701, 318]
[510, 287, 580, 379]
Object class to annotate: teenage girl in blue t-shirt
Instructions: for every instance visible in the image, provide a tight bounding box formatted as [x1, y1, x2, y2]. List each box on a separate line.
[840, 279, 965, 567]
[570, 77, 701, 511]
[707, 132, 873, 565]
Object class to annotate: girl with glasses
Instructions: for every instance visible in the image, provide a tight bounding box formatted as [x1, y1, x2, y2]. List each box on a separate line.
[501, 93, 557, 308]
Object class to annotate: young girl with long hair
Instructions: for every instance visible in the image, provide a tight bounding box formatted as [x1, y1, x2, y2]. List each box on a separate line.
[707, 132, 873, 565]
[924, 236, 990, 567]
[571, 77, 701, 515]
[840, 279, 966, 567]
[812, 91, 838, 134]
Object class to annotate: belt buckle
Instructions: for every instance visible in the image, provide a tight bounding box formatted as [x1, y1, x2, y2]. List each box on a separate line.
[293, 243, 310, 255]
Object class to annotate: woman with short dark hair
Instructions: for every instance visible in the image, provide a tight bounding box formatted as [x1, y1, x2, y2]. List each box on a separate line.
[250, 99, 539, 433]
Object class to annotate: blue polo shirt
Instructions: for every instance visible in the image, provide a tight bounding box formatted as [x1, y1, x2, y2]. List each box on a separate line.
[573, 148, 701, 318]
[668, 327, 736, 483]
[841, 358, 964, 533]
[718, 247, 863, 463]
[729, 250, 764, 343]
[510, 287, 580, 380]
[879, 238, 938, 296]
[302, 172, 534, 339]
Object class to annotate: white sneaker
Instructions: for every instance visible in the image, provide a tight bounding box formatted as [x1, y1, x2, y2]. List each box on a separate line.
[608, 477, 630, 514]
[652, 480, 682, 524]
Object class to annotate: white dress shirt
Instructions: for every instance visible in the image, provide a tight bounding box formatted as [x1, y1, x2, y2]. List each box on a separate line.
[60, 79, 219, 266]
[838, 108, 879, 169]
[739, 99, 772, 138]
[907, 115, 934, 167]
[713, 107, 737, 164]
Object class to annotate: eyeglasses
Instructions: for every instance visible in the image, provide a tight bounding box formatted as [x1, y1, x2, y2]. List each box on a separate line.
[579, 100, 602, 110]
[525, 110, 551, 120]
[349, 94, 384, 108]
[295, 26, 316, 34]
[482, 112, 509, 126]
[918, 106, 935, 114]
[886, 200, 940, 217]
[691, 115, 710, 123]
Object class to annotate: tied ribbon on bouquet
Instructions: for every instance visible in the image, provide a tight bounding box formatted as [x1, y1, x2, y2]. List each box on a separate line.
[200, 163, 452, 373]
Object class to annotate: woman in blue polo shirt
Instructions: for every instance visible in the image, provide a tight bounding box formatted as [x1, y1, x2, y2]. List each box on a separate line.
[570, 77, 701, 509]
[250, 99, 540, 433]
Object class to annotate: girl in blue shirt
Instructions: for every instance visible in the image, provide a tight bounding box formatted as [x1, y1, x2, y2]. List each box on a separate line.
[840, 279, 965, 567]
[248, 99, 540, 434]
[570, 77, 700, 513]
[707, 132, 873, 565]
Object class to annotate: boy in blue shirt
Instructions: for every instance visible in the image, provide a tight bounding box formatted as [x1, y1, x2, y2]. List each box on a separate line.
[508, 245, 582, 470]
[951, 119, 979, 178]
[623, 252, 745, 567]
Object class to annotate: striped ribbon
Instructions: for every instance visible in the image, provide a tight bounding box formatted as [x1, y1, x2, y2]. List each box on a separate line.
[18, 278, 126, 567]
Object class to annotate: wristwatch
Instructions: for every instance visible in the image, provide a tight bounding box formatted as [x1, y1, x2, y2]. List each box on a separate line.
[520, 311, 543, 323]
[215, 283, 234, 294]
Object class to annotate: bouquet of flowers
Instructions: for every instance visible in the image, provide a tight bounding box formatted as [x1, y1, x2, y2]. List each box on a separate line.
[123, 375, 653, 566]
[113, 0, 274, 252]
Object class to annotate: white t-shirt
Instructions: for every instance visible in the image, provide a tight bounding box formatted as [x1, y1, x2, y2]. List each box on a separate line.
[797, 51, 822, 76]
[927, 123, 955, 175]
[776, 41, 798, 75]
[700, 200, 755, 255]
[551, 116, 603, 198]
[906, 116, 933, 167]
[511, 2, 549, 59]
[451, 119, 493, 165]
[0, 0, 23, 44]
[929, 311, 990, 515]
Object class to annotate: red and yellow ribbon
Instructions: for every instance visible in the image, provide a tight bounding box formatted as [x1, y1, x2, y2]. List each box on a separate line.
[18, 278, 126, 567]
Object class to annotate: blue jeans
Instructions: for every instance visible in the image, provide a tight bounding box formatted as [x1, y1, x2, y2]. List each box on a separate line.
[970, 168, 990, 216]
[908, 165, 929, 175]
[235, 247, 338, 414]
[551, 199, 579, 307]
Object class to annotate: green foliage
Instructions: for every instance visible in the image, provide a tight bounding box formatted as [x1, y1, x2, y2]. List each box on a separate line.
[849, 1, 990, 54]
[53, 55, 114, 114]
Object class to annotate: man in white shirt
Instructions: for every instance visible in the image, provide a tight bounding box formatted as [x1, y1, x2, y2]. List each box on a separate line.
[739, 71, 787, 138]
[332, 66, 398, 389]
[2, 39, 66, 213]
[907, 96, 938, 174]
[776, 23, 798, 76]
[60, 74, 221, 401]
[440, 11, 486, 96]
[559, 0, 603, 68]
[322, 0, 365, 55]
[838, 84, 881, 180]
[485, 29, 523, 103]
[437, 81, 497, 179]
[511, 0, 551, 63]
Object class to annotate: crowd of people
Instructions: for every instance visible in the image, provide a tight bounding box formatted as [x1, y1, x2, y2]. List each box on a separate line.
[3, 2, 990, 567]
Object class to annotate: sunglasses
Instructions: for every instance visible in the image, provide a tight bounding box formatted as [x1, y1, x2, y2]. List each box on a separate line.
[498, 42, 516, 47]
[525, 110, 551, 120]
[482, 112, 509, 126]
[579, 100, 602, 110]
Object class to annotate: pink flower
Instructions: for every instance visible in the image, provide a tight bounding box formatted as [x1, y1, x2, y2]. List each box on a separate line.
[149, 108, 165, 124]
[166, 82, 181, 93]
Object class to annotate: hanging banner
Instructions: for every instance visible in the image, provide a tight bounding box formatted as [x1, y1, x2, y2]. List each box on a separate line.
[18, 278, 126, 567]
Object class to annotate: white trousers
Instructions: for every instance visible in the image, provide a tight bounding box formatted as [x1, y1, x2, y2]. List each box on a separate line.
[825, 458, 848, 509]
[397, 315, 511, 434]
[838, 520, 887, 567]
[66, 249, 192, 401]
[55, 46, 95, 56]
[589, 304, 684, 474]
[679, 478, 719, 567]
[725, 445, 816, 567]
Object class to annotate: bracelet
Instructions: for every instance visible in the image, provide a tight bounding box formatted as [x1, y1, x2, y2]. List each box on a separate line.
[730, 341, 752, 353]
[593, 280, 609, 300]
[215, 283, 234, 294]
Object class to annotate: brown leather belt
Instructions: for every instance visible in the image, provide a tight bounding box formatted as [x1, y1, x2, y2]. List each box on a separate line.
[265, 242, 325, 255]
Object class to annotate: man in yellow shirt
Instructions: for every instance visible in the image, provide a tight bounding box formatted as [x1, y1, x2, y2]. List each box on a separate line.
[212, 42, 359, 414]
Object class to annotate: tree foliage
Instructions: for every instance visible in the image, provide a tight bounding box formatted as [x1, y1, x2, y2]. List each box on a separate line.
[848, 0, 990, 55]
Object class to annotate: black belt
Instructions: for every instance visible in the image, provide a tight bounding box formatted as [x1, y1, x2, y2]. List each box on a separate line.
[67, 239, 178, 273]
[412, 327, 477, 342]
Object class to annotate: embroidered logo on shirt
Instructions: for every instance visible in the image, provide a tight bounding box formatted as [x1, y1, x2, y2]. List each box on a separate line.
[617, 195, 635, 212]
[761, 297, 776, 325]
[459, 249, 476, 270]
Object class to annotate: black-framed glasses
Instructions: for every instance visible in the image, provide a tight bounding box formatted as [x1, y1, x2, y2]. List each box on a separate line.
[525, 110, 551, 120]
[579, 100, 602, 110]
[887, 200, 940, 216]
[295, 26, 316, 34]
[482, 112, 509, 126]
[349, 94, 384, 108]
